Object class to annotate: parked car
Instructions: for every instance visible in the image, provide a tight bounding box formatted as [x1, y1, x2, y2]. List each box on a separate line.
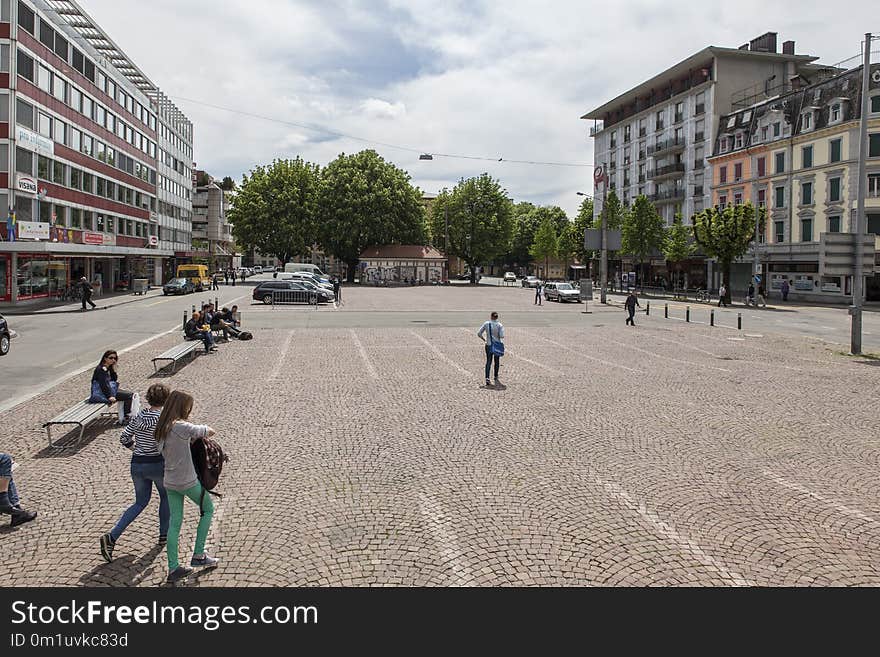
[456, 272, 481, 281]
[253, 281, 333, 305]
[544, 281, 581, 303]
[235, 267, 249, 279]
[503, 272, 517, 282]
[163, 277, 196, 295]
[293, 279, 336, 301]
[283, 272, 334, 290]
[0, 313, 15, 356]
[522, 276, 542, 288]
[251, 266, 263, 274]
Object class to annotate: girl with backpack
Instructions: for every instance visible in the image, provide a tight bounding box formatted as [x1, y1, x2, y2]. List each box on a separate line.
[155, 390, 220, 584]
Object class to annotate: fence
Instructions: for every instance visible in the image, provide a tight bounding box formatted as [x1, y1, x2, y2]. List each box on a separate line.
[271, 290, 319, 308]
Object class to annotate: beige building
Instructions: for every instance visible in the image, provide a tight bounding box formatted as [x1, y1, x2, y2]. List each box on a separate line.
[192, 174, 234, 269]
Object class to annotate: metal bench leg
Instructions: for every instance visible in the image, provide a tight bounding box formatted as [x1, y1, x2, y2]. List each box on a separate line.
[47, 425, 53, 449]
[78, 422, 85, 445]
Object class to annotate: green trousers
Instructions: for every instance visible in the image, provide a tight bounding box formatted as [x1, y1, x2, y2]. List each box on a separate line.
[166, 483, 214, 571]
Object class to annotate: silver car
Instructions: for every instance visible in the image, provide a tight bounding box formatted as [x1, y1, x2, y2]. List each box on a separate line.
[544, 282, 581, 303]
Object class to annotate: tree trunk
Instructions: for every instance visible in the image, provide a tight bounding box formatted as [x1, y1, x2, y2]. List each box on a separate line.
[722, 260, 732, 304]
[346, 259, 358, 283]
[469, 261, 477, 285]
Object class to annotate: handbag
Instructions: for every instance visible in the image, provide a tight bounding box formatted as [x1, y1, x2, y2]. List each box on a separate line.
[89, 378, 118, 404]
[489, 324, 505, 357]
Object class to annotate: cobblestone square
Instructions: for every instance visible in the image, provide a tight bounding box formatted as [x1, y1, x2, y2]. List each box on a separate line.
[2, 285, 879, 586]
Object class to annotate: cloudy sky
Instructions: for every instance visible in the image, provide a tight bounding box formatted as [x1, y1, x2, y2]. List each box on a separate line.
[83, 0, 873, 219]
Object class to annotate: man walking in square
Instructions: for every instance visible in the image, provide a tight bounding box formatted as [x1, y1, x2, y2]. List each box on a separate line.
[625, 290, 640, 326]
[534, 281, 543, 306]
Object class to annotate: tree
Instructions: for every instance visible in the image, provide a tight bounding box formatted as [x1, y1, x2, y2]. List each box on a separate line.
[602, 189, 625, 231]
[530, 215, 558, 279]
[506, 202, 539, 269]
[573, 197, 594, 264]
[693, 203, 761, 304]
[195, 171, 212, 187]
[219, 176, 236, 191]
[663, 213, 697, 289]
[427, 174, 514, 284]
[227, 158, 320, 267]
[556, 220, 579, 277]
[318, 150, 426, 282]
[621, 195, 665, 285]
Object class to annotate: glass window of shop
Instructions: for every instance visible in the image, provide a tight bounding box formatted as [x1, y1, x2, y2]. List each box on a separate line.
[70, 207, 81, 229]
[15, 256, 67, 300]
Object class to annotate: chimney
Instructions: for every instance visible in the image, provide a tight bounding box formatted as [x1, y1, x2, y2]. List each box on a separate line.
[749, 32, 778, 53]
[783, 40, 795, 55]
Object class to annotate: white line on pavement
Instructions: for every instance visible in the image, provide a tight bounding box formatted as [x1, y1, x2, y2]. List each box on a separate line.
[526, 332, 644, 374]
[508, 352, 564, 376]
[594, 475, 755, 586]
[418, 492, 475, 585]
[410, 330, 470, 377]
[649, 334, 722, 358]
[350, 330, 379, 380]
[269, 330, 295, 380]
[763, 470, 880, 527]
[604, 338, 732, 373]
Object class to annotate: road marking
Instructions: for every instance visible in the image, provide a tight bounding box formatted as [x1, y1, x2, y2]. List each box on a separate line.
[508, 352, 564, 376]
[350, 330, 379, 380]
[410, 331, 470, 377]
[526, 332, 643, 373]
[595, 475, 755, 586]
[763, 470, 880, 526]
[53, 357, 79, 369]
[650, 334, 721, 358]
[418, 492, 474, 585]
[745, 334, 763, 338]
[605, 338, 731, 373]
[145, 297, 174, 307]
[269, 330, 295, 380]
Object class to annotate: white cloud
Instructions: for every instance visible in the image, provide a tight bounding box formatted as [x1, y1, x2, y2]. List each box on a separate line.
[359, 99, 407, 120]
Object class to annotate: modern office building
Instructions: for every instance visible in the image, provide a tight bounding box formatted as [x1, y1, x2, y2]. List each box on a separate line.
[708, 64, 880, 301]
[0, 0, 193, 304]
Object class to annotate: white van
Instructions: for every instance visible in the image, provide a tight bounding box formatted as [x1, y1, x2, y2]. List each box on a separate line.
[284, 263, 327, 277]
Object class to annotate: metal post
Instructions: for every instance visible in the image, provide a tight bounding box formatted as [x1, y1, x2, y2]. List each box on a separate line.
[738, 313, 742, 330]
[600, 180, 608, 304]
[444, 202, 449, 282]
[645, 301, 650, 316]
[664, 303, 668, 318]
[710, 309, 715, 327]
[215, 296, 218, 309]
[686, 306, 690, 322]
[851, 33, 872, 355]
[191, 304, 196, 314]
[183, 311, 187, 330]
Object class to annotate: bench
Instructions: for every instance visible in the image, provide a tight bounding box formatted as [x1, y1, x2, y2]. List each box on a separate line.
[44, 400, 116, 448]
[152, 341, 200, 374]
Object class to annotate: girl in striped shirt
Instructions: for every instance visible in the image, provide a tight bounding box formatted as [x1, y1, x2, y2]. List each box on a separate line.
[100, 383, 171, 563]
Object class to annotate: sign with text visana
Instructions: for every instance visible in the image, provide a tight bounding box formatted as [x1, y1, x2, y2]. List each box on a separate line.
[17, 221, 50, 240]
[16, 126, 55, 157]
[16, 174, 38, 197]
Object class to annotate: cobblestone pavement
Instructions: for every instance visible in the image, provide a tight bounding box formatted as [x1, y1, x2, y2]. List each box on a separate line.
[2, 288, 880, 586]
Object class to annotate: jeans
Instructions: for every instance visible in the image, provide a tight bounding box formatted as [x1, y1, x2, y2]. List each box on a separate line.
[191, 330, 215, 351]
[110, 458, 169, 541]
[115, 390, 135, 420]
[166, 483, 214, 571]
[81, 295, 96, 309]
[484, 345, 500, 380]
[626, 309, 636, 325]
[0, 453, 19, 507]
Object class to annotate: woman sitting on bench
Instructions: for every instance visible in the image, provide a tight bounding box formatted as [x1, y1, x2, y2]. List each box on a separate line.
[90, 350, 138, 425]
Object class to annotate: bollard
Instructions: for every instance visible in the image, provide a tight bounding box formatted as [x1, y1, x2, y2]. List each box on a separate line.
[191, 304, 196, 315]
[738, 313, 742, 330]
[686, 306, 690, 323]
[183, 311, 188, 331]
[664, 303, 668, 319]
[646, 301, 650, 316]
[710, 309, 715, 327]
[215, 297, 219, 309]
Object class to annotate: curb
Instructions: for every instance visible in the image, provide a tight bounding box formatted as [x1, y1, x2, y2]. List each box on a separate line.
[0, 291, 164, 317]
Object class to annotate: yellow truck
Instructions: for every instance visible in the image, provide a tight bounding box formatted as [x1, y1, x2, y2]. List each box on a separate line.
[176, 264, 211, 292]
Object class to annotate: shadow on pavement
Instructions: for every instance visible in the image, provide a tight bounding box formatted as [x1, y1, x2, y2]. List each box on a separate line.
[79, 544, 164, 587]
[33, 419, 116, 458]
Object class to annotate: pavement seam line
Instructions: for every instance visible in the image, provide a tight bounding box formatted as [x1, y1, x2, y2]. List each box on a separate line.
[603, 337, 732, 373]
[409, 330, 470, 377]
[418, 492, 475, 586]
[350, 330, 379, 380]
[763, 470, 880, 526]
[594, 475, 755, 586]
[525, 331, 644, 374]
[269, 330, 295, 380]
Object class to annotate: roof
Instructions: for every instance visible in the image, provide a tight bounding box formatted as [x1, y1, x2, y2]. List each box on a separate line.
[359, 245, 446, 260]
[581, 46, 818, 120]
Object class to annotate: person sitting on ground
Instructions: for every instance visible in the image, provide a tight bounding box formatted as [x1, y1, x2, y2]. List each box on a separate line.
[0, 453, 37, 527]
[185, 311, 216, 353]
[205, 304, 231, 341]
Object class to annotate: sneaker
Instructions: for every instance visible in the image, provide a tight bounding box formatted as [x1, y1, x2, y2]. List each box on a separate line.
[167, 565, 193, 583]
[190, 554, 220, 569]
[100, 533, 115, 562]
[485, 379, 492, 387]
[494, 378, 501, 386]
[10, 508, 37, 527]
[158, 535, 167, 546]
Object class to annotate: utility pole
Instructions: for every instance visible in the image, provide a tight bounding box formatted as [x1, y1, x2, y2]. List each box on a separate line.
[600, 175, 609, 304]
[444, 200, 449, 282]
[851, 32, 872, 355]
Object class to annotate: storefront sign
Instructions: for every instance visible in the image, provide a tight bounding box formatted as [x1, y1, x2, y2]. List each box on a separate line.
[148, 235, 159, 246]
[83, 232, 104, 245]
[16, 175, 38, 197]
[16, 126, 55, 157]
[17, 221, 50, 240]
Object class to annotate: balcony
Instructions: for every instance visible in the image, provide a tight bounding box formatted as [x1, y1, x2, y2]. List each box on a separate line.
[649, 188, 686, 204]
[648, 137, 686, 157]
[695, 103, 705, 115]
[648, 162, 686, 180]
[589, 124, 603, 137]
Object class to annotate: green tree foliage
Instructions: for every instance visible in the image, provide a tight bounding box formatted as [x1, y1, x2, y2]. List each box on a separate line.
[505, 202, 539, 268]
[530, 215, 558, 279]
[318, 150, 426, 282]
[663, 213, 697, 287]
[602, 189, 624, 231]
[227, 158, 320, 266]
[621, 195, 666, 284]
[427, 173, 514, 284]
[693, 203, 761, 302]
[219, 176, 236, 191]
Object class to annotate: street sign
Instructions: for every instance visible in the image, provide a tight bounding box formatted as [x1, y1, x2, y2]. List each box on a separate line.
[753, 275, 762, 284]
[593, 166, 605, 185]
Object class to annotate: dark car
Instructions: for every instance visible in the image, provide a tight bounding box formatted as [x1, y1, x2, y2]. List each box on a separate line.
[253, 281, 334, 305]
[0, 313, 15, 356]
[163, 277, 196, 295]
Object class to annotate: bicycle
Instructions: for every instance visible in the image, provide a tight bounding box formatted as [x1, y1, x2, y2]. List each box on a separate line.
[694, 289, 712, 303]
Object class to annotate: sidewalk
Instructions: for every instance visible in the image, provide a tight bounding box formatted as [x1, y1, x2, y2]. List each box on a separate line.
[0, 287, 166, 316]
[610, 288, 880, 313]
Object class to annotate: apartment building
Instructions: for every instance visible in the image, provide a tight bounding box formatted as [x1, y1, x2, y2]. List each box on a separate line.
[0, 0, 192, 304]
[581, 33, 825, 284]
[709, 64, 880, 302]
[192, 171, 233, 270]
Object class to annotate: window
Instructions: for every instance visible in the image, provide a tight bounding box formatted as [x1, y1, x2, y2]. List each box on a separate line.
[719, 195, 727, 207]
[801, 217, 813, 242]
[829, 177, 841, 203]
[872, 95, 880, 114]
[773, 122, 781, 137]
[72, 47, 84, 75]
[70, 87, 82, 112]
[734, 163, 742, 180]
[54, 34, 68, 61]
[37, 112, 51, 138]
[869, 174, 880, 198]
[70, 208, 81, 229]
[69, 127, 80, 152]
[775, 221, 785, 243]
[830, 138, 842, 163]
[15, 98, 33, 129]
[656, 110, 663, 129]
[802, 112, 812, 130]
[760, 126, 768, 141]
[37, 155, 48, 179]
[734, 192, 743, 205]
[81, 95, 93, 120]
[17, 1, 35, 35]
[15, 147, 32, 175]
[95, 105, 105, 126]
[81, 134, 92, 156]
[802, 145, 813, 169]
[96, 214, 104, 232]
[36, 64, 51, 93]
[53, 76, 66, 102]
[52, 161, 65, 185]
[39, 20, 55, 50]
[775, 152, 785, 174]
[828, 216, 841, 233]
[757, 157, 766, 177]
[720, 137, 728, 152]
[758, 189, 766, 207]
[16, 49, 34, 83]
[735, 133, 743, 148]
[870, 134, 880, 158]
[82, 172, 93, 194]
[801, 182, 813, 205]
[106, 216, 114, 234]
[719, 166, 727, 183]
[775, 186, 785, 208]
[105, 181, 115, 200]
